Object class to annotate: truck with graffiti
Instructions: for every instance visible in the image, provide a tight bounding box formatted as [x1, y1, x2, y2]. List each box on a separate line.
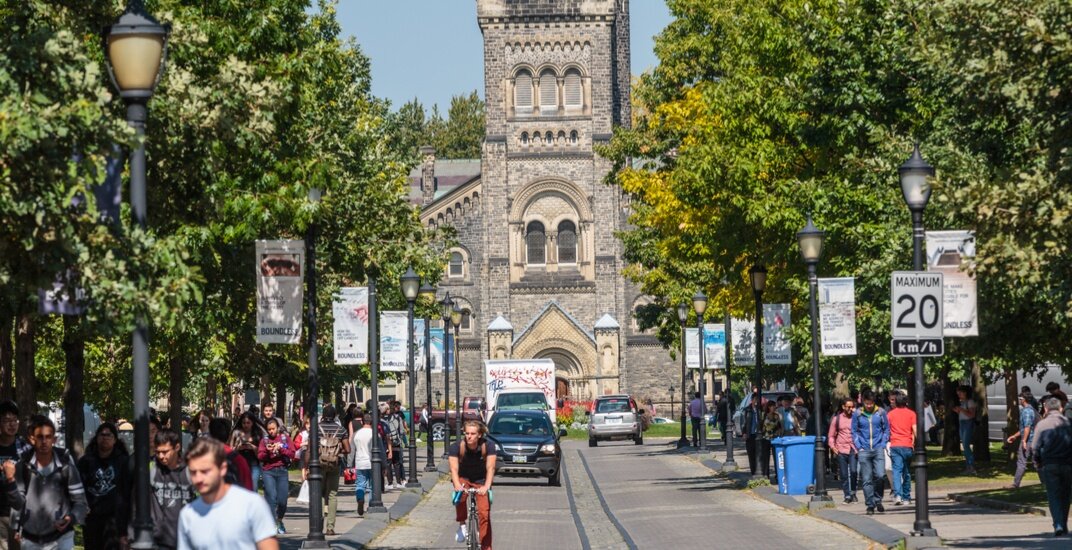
[484, 359, 557, 423]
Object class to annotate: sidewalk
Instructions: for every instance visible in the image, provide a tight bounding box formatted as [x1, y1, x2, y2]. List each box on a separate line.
[691, 439, 1066, 549]
[277, 456, 448, 550]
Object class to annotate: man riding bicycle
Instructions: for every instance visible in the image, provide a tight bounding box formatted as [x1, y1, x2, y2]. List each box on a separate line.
[448, 420, 496, 549]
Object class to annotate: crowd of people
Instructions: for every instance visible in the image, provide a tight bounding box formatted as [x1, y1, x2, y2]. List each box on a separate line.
[0, 396, 418, 549]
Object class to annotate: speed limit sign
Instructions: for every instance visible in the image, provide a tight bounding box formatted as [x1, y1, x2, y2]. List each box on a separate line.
[891, 271, 944, 356]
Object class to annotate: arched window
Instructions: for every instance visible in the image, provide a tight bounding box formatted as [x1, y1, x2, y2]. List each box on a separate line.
[460, 309, 472, 332]
[564, 69, 582, 109]
[449, 251, 464, 278]
[526, 221, 546, 265]
[520, 132, 529, 145]
[515, 70, 533, 112]
[539, 70, 557, 113]
[545, 131, 553, 143]
[557, 220, 577, 264]
[569, 130, 578, 144]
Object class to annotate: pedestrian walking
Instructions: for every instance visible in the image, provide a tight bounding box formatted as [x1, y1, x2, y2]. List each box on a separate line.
[760, 401, 780, 476]
[77, 423, 131, 550]
[177, 437, 279, 550]
[387, 401, 407, 487]
[776, 396, 801, 437]
[256, 418, 295, 534]
[716, 394, 729, 442]
[1006, 390, 1038, 489]
[827, 397, 858, 504]
[0, 400, 31, 550]
[952, 385, 977, 474]
[229, 412, 266, 493]
[11, 415, 87, 550]
[1032, 397, 1072, 536]
[208, 417, 253, 491]
[923, 399, 939, 446]
[887, 393, 916, 506]
[259, 401, 284, 438]
[852, 390, 890, 515]
[743, 396, 763, 476]
[352, 414, 374, 517]
[313, 405, 349, 536]
[688, 392, 705, 447]
[149, 429, 196, 550]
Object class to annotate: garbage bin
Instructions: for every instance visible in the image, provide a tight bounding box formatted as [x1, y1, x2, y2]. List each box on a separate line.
[771, 435, 819, 495]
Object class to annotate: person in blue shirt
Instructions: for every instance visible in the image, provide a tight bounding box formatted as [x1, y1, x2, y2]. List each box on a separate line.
[851, 390, 890, 515]
[1007, 389, 1039, 489]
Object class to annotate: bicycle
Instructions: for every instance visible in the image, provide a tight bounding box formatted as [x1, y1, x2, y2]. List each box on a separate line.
[452, 487, 491, 550]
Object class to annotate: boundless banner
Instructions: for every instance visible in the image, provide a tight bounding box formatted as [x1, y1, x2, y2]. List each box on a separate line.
[332, 287, 368, 365]
[818, 277, 857, 356]
[255, 240, 304, 344]
[926, 230, 979, 337]
[763, 304, 792, 365]
[380, 311, 409, 372]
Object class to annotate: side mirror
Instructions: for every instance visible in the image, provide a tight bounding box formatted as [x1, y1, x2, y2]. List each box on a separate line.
[559, 428, 567, 437]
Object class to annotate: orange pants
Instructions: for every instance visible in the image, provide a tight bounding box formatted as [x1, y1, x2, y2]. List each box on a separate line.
[455, 479, 492, 550]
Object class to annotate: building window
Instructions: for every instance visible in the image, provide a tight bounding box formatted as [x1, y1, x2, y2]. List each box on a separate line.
[449, 251, 464, 278]
[539, 70, 557, 114]
[460, 309, 472, 332]
[526, 221, 546, 265]
[564, 70, 582, 109]
[521, 132, 529, 145]
[515, 70, 533, 112]
[558, 220, 577, 264]
[569, 130, 578, 144]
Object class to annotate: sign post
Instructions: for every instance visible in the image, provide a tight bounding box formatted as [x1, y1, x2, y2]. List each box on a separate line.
[890, 271, 944, 357]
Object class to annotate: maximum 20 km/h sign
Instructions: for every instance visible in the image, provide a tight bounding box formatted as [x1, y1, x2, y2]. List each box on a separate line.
[891, 271, 944, 357]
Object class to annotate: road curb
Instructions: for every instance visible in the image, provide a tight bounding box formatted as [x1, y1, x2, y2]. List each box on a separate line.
[340, 468, 448, 548]
[947, 492, 1048, 516]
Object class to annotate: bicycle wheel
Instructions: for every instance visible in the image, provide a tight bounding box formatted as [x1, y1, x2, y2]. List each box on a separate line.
[467, 505, 480, 550]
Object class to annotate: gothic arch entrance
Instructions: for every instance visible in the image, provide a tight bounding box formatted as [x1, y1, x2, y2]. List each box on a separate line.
[536, 348, 588, 401]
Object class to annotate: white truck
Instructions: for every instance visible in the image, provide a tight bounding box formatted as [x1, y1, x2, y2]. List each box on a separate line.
[484, 359, 557, 423]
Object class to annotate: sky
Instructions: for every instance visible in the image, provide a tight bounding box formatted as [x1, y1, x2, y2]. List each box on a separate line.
[335, 1, 673, 112]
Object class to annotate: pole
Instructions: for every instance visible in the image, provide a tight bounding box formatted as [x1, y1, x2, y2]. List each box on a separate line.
[303, 220, 327, 546]
[697, 317, 705, 450]
[367, 277, 387, 513]
[723, 313, 736, 470]
[808, 263, 831, 503]
[754, 289, 764, 410]
[424, 315, 436, 471]
[405, 300, 420, 487]
[677, 320, 689, 448]
[442, 308, 452, 459]
[126, 100, 153, 550]
[911, 209, 936, 535]
[454, 323, 461, 445]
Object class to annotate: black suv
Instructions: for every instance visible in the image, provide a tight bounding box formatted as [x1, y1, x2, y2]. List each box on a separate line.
[486, 409, 566, 486]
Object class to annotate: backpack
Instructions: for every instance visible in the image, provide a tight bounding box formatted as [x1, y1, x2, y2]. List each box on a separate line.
[319, 425, 344, 465]
[224, 449, 242, 487]
[388, 414, 405, 446]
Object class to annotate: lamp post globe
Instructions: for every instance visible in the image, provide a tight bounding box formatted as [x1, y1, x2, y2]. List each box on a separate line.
[898, 144, 935, 214]
[750, 264, 767, 293]
[692, 290, 708, 317]
[796, 215, 825, 265]
[401, 267, 420, 301]
[104, 1, 170, 102]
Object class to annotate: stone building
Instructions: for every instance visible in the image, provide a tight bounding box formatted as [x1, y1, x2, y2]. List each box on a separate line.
[406, 0, 704, 409]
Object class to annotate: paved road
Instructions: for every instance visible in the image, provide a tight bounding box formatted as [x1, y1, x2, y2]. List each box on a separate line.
[372, 438, 870, 549]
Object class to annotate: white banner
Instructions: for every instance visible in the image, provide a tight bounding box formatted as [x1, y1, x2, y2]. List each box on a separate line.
[731, 318, 756, 366]
[764, 304, 792, 365]
[685, 328, 700, 369]
[926, 230, 978, 337]
[413, 318, 426, 371]
[379, 311, 409, 372]
[332, 287, 369, 364]
[255, 240, 304, 344]
[429, 327, 445, 373]
[704, 323, 727, 371]
[818, 278, 857, 356]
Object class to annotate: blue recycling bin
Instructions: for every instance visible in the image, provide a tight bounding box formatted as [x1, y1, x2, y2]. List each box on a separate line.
[772, 435, 819, 495]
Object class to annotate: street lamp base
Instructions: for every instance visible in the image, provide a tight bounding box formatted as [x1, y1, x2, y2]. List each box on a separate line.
[405, 480, 422, 488]
[301, 540, 331, 549]
[906, 535, 941, 549]
[367, 504, 388, 514]
[676, 438, 691, 449]
[808, 493, 834, 511]
[911, 527, 939, 538]
[721, 460, 738, 473]
[424, 464, 438, 472]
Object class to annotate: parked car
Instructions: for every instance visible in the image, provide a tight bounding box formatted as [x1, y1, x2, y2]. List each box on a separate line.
[587, 394, 645, 447]
[732, 391, 797, 437]
[487, 409, 566, 486]
[427, 396, 484, 442]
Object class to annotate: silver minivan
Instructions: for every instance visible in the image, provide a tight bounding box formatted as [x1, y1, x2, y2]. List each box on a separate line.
[587, 395, 644, 446]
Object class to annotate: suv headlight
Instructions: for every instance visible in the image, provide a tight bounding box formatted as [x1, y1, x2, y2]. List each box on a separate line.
[539, 443, 557, 454]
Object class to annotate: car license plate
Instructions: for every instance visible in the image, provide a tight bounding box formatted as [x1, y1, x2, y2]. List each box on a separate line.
[512, 455, 527, 463]
[607, 417, 621, 424]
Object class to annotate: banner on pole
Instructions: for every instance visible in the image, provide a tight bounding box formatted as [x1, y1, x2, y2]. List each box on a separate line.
[379, 311, 409, 372]
[255, 240, 304, 344]
[764, 304, 792, 364]
[704, 323, 727, 371]
[429, 327, 445, 373]
[818, 278, 857, 356]
[332, 287, 369, 364]
[926, 230, 978, 337]
[731, 318, 756, 366]
[413, 318, 426, 371]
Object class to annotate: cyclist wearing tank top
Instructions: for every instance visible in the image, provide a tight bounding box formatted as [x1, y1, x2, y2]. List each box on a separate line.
[448, 420, 496, 549]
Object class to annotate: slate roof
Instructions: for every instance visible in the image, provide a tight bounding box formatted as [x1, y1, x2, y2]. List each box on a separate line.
[407, 159, 481, 204]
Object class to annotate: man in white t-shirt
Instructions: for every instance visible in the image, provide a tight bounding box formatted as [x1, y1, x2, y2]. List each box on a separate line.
[177, 438, 278, 550]
[352, 414, 374, 517]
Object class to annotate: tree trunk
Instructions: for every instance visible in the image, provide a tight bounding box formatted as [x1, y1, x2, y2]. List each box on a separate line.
[0, 311, 13, 401]
[260, 374, 272, 407]
[275, 384, 285, 426]
[168, 349, 183, 432]
[941, 367, 960, 456]
[14, 309, 36, 425]
[972, 361, 991, 463]
[62, 315, 85, 457]
[205, 376, 218, 414]
[1004, 368, 1019, 461]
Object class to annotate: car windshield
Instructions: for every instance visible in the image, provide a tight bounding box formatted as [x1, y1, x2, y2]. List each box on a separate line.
[595, 399, 631, 414]
[488, 414, 552, 436]
[496, 393, 547, 410]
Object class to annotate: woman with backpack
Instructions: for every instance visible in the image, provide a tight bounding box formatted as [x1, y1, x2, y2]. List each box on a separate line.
[77, 422, 131, 550]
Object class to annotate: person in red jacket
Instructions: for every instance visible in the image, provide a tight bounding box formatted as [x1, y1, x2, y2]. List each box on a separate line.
[887, 393, 917, 506]
[208, 417, 253, 491]
[257, 418, 296, 534]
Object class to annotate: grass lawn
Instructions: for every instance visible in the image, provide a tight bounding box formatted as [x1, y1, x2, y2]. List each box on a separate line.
[959, 484, 1048, 509]
[926, 442, 1019, 488]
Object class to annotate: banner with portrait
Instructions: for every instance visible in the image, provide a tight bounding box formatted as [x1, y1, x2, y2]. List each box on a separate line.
[255, 240, 304, 344]
[332, 287, 368, 365]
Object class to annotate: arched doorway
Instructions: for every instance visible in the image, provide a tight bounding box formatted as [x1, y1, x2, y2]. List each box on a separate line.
[536, 348, 586, 401]
[555, 377, 570, 401]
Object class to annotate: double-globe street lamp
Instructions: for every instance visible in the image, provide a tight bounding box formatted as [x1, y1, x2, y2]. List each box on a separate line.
[452, 304, 463, 445]
[420, 283, 438, 472]
[797, 215, 832, 505]
[694, 290, 708, 451]
[441, 293, 455, 458]
[900, 144, 937, 537]
[103, 3, 168, 548]
[400, 268, 422, 488]
[676, 303, 690, 448]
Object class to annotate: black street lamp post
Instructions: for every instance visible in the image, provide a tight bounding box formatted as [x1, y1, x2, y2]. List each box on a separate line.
[420, 283, 438, 472]
[441, 294, 454, 458]
[797, 215, 832, 505]
[750, 263, 767, 413]
[367, 276, 387, 513]
[669, 386, 675, 420]
[401, 268, 422, 488]
[900, 144, 937, 537]
[303, 187, 328, 547]
[723, 311, 736, 471]
[452, 305, 463, 445]
[694, 291, 708, 450]
[676, 304, 690, 448]
[103, 4, 168, 548]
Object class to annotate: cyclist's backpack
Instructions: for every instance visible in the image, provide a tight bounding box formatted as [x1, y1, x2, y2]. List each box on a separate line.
[319, 426, 344, 465]
[388, 414, 404, 446]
